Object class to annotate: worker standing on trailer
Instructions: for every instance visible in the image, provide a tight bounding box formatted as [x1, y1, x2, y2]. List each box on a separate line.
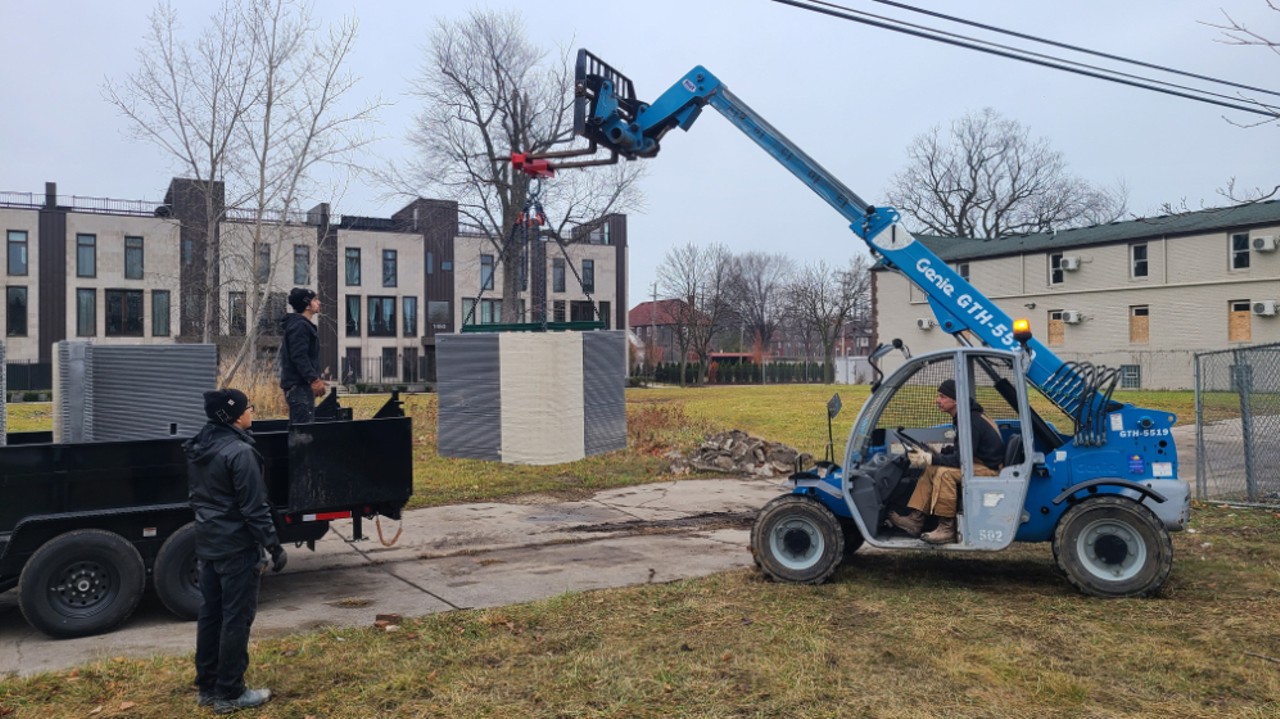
[280, 287, 325, 424]
[889, 379, 1005, 544]
[186, 388, 287, 713]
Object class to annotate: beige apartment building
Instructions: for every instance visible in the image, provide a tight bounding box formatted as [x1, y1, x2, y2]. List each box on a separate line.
[2, 180, 628, 384]
[873, 200, 1280, 389]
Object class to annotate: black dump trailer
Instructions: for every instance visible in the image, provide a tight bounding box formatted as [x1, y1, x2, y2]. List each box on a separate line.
[0, 393, 413, 638]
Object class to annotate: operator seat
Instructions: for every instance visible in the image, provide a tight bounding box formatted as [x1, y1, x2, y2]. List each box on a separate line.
[1003, 434, 1024, 468]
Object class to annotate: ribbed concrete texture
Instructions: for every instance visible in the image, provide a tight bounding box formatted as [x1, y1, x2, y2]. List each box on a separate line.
[55, 341, 217, 443]
[437, 331, 627, 464]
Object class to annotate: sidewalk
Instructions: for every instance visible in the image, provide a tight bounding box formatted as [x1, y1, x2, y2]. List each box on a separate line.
[0, 478, 787, 677]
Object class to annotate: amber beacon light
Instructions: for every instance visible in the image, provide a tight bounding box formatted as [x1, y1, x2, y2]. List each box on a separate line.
[1012, 318, 1033, 345]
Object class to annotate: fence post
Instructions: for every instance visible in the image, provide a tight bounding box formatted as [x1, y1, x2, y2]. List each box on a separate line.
[1234, 349, 1258, 502]
[1194, 353, 1205, 501]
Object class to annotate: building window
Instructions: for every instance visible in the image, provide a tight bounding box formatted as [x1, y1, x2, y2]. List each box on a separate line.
[441, 260, 452, 272]
[1129, 305, 1149, 344]
[383, 249, 398, 287]
[7, 231, 28, 276]
[181, 236, 194, 267]
[368, 296, 397, 337]
[582, 259, 595, 293]
[570, 301, 597, 322]
[553, 258, 565, 293]
[427, 300, 450, 329]
[382, 347, 398, 381]
[346, 295, 361, 336]
[956, 262, 970, 281]
[1231, 233, 1251, 270]
[599, 300, 611, 329]
[125, 236, 144, 279]
[76, 288, 96, 337]
[1119, 364, 1141, 389]
[463, 298, 502, 325]
[426, 251, 434, 275]
[6, 287, 27, 337]
[105, 289, 145, 337]
[1130, 243, 1148, 279]
[294, 245, 310, 285]
[228, 292, 247, 336]
[345, 247, 361, 286]
[480, 254, 494, 290]
[1047, 310, 1065, 347]
[152, 290, 171, 337]
[76, 234, 97, 278]
[553, 300, 566, 323]
[1048, 253, 1063, 285]
[1229, 300, 1252, 342]
[256, 244, 270, 283]
[403, 296, 418, 337]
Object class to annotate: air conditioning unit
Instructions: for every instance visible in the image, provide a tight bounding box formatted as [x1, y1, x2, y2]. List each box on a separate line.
[1060, 256, 1081, 271]
[1061, 310, 1082, 324]
[1253, 235, 1278, 252]
[916, 317, 936, 330]
[1253, 300, 1277, 316]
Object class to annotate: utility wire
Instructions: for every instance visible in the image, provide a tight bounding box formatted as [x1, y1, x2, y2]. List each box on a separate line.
[769, 0, 1280, 117]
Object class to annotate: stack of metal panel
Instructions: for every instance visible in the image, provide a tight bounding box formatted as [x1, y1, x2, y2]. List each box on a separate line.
[437, 330, 627, 465]
[55, 341, 217, 443]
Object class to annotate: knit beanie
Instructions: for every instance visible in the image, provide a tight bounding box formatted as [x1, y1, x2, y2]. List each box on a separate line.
[288, 287, 317, 313]
[204, 388, 250, 424]
[937, 379, 957, 400]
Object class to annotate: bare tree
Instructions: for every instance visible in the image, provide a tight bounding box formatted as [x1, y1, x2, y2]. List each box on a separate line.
[786, 256, 872, 384]
[728, 252, 794, 372]
[106, 0, 379, 381]
[887, 108, 1127, 238]
[658, 243, 733, 387]
[402, 10, 642, 322]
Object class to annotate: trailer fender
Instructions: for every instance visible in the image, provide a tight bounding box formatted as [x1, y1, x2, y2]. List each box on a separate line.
[3, 504, 193, 573]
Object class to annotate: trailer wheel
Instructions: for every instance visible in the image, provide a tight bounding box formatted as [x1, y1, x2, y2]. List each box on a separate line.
[750, 495, 844, 584]
[1052, 495, 1173, 598]
[154, 522, 202, 621]
[18, 529, 146, 639]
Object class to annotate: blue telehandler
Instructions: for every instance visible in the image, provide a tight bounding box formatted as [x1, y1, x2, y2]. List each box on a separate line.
[517, 50, 1189, 597]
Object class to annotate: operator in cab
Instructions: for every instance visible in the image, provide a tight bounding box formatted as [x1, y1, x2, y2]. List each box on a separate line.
[888, 379, 1005, 544]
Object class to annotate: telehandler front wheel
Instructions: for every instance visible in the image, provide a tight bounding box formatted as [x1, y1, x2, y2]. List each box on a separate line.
[1052, 495, 1173, 598]
[751, 495, 844, 584]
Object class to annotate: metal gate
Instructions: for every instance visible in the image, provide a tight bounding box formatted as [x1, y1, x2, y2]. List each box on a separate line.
[1194, 343, 1280, 505]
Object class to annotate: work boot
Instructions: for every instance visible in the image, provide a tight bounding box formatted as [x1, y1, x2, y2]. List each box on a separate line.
[197, 692, 215, 707]
[921, 516, 957, 545]
[887, 509, 925, 537]
[212, 688, 271, 714]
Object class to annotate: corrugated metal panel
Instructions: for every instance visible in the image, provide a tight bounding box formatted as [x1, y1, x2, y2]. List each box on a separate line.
[436, 333, 501, 460]
[83, 344, 217, 442]
[55, 341, 89, 443]
[0, 342, 6, 445]
[582, 331, 627, 456]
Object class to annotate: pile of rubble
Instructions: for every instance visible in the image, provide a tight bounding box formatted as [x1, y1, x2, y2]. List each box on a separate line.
[670, 430, 813, 477]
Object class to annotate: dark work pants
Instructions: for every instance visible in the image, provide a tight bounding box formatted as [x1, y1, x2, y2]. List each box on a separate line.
[195, 547, 263, 700]
[285, 384, 316, 424]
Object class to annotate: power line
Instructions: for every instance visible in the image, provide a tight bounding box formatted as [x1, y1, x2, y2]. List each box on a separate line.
[769, 0, 1280, 117]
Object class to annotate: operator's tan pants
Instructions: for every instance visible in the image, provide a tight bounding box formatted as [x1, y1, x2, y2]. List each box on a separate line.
[907, 463, 999, 518]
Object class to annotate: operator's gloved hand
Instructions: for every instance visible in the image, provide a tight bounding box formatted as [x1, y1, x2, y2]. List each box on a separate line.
[907, 447, 933, 470]
[310, 378, 327, 397]
[268, 544, 288, 573]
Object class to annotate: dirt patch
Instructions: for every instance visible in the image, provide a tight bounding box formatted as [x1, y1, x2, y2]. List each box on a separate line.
[565, 511, 756, 536]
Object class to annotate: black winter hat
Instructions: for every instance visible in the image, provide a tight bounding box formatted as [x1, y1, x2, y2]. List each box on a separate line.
[937, 379, 957, 400]
[288, 287, 317, 313]
[204, 388, 251, 424]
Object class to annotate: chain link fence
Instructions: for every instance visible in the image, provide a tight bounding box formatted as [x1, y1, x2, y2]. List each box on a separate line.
[1194, 343, 1280, 505]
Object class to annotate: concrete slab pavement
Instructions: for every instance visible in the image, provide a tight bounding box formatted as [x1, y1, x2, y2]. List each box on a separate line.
[0, 477, 787, 677]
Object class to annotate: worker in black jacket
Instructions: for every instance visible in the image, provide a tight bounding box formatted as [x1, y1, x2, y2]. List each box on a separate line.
[888, 378, 1005, 544]
[280, 287, 326, 424]
[186, 388, 286, 713]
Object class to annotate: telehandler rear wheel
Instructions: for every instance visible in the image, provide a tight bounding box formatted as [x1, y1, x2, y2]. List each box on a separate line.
[751, 495, 844, 584]
[1052, 495, 1173, 598]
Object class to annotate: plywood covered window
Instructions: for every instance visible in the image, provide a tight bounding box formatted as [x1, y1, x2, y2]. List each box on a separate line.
[1229, 300, 1252, 342]
[1129, 305, 1149, 344]
[1047, 310, 1065, 347]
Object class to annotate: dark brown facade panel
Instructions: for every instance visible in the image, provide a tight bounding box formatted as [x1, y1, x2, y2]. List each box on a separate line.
[36, 202, 67, 363]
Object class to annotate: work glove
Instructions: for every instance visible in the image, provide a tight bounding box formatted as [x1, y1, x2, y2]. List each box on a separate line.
[907, 447, 933, 470]
[310, 378, 327, 397]
[269, 545, 288, 573]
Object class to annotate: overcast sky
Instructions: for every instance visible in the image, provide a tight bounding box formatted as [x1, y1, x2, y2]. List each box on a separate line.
[2, 0, 1277, 304]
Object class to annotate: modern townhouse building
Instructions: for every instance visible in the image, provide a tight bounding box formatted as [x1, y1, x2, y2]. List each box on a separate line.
[2, 179, 628, 385]
[872, 200, 1280, 389]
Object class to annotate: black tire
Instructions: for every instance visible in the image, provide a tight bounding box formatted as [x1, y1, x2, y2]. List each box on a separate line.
[750, 495, 844, 584]
[1052, 495, 1173, 598]
[154, 522, 202, 621]
[18, 529, 146, 639]
[838, 519, 865, 560]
